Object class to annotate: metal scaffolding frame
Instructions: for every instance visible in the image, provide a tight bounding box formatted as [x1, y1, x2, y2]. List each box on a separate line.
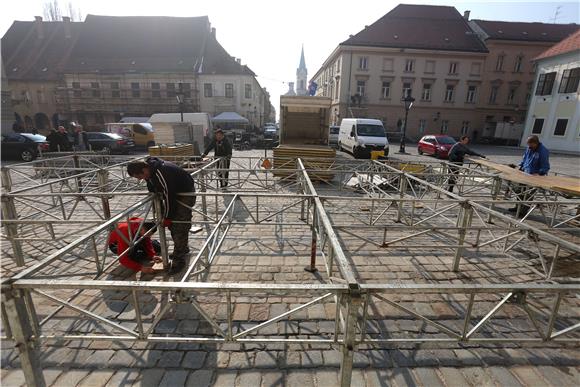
[1, 155, 579, 387]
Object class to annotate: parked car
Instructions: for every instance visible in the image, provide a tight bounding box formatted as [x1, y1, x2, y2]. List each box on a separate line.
[417, 135, 456, 159]
[86, 132, 135, 154]
[1, 133, 49, 162]
[328, 125, 340, 147]
[106, 122, 155, 148]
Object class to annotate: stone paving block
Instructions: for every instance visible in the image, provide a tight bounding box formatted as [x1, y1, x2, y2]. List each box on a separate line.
[414, 368, 445, 387]
[391, 368, 419, 387]
[487, 366, 524, 387]
[78, 369, 115, 386]
[454, 348, 483, 366]
[237, 370, 262, 387]
[301, 351, 324, 368]
[135, 368, 166, 387]
[367, 350, 393, 368]
[156, 350, 184, 368]
[182, 351, 206, 369]
[84, 350, 115, 367]
[280, 351, 301, 368]
[105, 368, 141, 386]
[186, 369, 214, 387]
[233, 304, 251, 321]
[365, 369, 395, 387]
[228, 351, 254, 369]
[53, 370, 91, 386]
[212, 370, 237, 387]
[511, 366, 549, 386]
[536, 366, 579, 386]
[353, 351, 371, 368]
[159, 370, 189, 387]
[255, 351, 278, 368]
[461, 366, 495, 386]
[438, 367, 470, 387]
[287, 370, 315, 387]
[108, 350, 139, 368]
[250, 304, 270, 321]
[204, 351, 230, 368]
[307, 304, 327, 320]
[322, 350, 342, 368]
[1, 369, 25, 387]
[314, 369, 339, 387]
[261, 371, 286, 387]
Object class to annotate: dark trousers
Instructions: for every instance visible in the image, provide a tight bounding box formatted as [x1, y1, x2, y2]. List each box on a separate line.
[109, 239, 161, 263]
[218, 157, 231, 188]
[170, 194, 196, 259]
[447, 162, 462, 192]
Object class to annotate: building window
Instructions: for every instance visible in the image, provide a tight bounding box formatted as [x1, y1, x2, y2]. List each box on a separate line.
[421, 84, 431, 101]
[204, 83, 213, 97]
[358, 56, 368, 70]
[553, 118, 568, 136]
[404, 59, 415, 72]
[382, 58, 393, 72]
[507, 88, 517, 104]
[558, 68, 580, 93]
[111, 82, 120, 98]
[245, 84, 252, 99]
[466, 85, 477, 103]
[166, 83, 176, 98]
[531, 118, 544, 134]
[470, 62, 481, 75]
[381, 81, 390, 98]
[440, 120, 449, 134]
[419, 119, 426, 133]
[178, 83, 191, 98]
[444, 85, 455, 102]
[402, 82, 412, 98]
[514, 55, 523, 73]
[489, 86, 499, 104]
[535, 72, 556, 95]
[151, 82, 160, 98]
[335, 80, 340, 99]
[356, 80, 366, 96]
[131, 82, 140, 98]
[72, 81, 81, 98]
[461, 121, 470, 135]
[425, 60, 435, 74]
[91, 82, 100, 97]
[37, 89, 45, 104]
[449, 62, 458, 75]
[496, 55, 504, 71]
[336, 59, 341, 72]
[225, 83, 234, 98]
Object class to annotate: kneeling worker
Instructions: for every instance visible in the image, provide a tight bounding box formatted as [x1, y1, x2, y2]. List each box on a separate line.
[108, 217, 163, 274]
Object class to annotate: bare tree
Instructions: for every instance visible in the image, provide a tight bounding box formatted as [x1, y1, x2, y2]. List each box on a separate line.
[42, 0, 82, 21]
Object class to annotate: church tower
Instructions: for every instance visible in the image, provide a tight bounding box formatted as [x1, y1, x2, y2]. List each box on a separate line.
[296, 45, 308, 96]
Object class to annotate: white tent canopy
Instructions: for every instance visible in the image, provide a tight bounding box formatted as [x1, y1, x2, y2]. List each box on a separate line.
[212, 112, 249, 124]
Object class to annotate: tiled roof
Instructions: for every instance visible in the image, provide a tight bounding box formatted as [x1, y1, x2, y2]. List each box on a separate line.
[340, 4, 488, 53]
[472, 20, 579, 42]
[535, 29, 580, 61]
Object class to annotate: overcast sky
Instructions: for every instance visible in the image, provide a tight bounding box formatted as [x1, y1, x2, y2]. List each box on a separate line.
[2, 0, 578, 120]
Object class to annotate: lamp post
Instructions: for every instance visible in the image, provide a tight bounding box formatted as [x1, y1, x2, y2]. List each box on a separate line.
[398, 95, 415, 154]
[176, 92, 185, 122]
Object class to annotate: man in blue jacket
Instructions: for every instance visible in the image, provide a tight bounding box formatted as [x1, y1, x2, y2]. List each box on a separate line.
[127, 157, 196, 275]
[508, 135, 550, 216]
[518, 135, 550, 176]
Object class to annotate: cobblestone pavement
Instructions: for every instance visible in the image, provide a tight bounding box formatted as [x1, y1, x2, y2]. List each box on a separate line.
[1, 150, 579, 386]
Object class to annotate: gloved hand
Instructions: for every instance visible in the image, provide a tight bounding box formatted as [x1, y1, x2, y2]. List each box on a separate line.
[162, 219, 172, 227]
[508, 163, 517, 169]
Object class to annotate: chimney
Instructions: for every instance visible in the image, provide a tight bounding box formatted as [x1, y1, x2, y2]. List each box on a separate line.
[463, 10, 471, 20]
[63, 16, 71, 39]
[34, 16, 44, 39]
[211, 27, 216, 39]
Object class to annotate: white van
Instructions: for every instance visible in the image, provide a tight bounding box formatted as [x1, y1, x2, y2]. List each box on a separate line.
[339, 118, 389, 158]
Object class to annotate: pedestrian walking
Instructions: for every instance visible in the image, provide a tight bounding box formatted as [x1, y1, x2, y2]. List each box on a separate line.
[73, 124, 89, 151]
[57, 126, 71, 151]
[127, 157, 196, 275]
[108, 218, 163, 274]
[46, 129, 60, 152]
[202, 128, 233, 188]
[447, 136, 486, 192]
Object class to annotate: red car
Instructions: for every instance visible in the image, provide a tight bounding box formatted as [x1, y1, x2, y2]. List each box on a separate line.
[417, 135, 457, 159]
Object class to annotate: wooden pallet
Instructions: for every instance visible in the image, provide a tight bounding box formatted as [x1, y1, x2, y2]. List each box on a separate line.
[272, 145, 336, 181]
[148, 144, 194, 157]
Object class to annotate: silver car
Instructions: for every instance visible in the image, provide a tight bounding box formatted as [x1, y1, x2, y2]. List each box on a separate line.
[329, 125, 340, 147]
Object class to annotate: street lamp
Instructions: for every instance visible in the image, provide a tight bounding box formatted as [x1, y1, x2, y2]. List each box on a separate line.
[398, 94, 415, 154]
[176, 92, 185, 122]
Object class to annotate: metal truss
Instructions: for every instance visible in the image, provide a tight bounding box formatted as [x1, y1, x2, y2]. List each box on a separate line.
[1, 155, 579, 387]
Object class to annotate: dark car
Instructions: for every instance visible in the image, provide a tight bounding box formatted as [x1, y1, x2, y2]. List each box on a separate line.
[417, 135, 456, 159]
[1, 133, 49, 162]
[86, 132, 135, 154]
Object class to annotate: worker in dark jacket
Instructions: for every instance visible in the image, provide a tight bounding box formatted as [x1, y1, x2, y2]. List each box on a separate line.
[46, 129, 60, 152]
[127, 157, 196, 275]
[447, 136, 485, 192]
[202, 128, 233, 188]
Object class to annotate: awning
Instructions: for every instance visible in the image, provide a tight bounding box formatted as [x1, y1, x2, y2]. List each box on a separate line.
[212, 112, 249, 124]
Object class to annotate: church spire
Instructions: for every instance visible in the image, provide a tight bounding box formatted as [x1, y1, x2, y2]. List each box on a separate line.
[298, 44, 306, 71]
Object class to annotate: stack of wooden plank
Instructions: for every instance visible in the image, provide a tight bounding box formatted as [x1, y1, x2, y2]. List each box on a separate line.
[272, 145, 336, 181]
[148, 143, 194, 157]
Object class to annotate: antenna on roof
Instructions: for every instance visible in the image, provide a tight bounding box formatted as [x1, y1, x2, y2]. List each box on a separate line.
[551, 5, 562, 23]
